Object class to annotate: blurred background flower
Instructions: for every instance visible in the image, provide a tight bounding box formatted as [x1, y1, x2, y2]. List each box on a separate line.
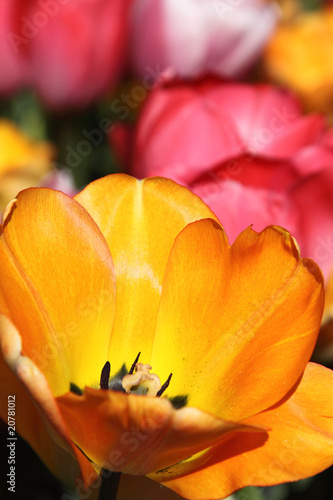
[1, 0, 131, 109]
[0, 119, 55, 211]
[0, 0, 27, 96]
[129, 0, 279, 82]
[264, 5, 333, 119]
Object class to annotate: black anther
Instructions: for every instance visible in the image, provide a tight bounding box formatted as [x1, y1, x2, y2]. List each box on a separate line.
[129, 352, 141, 375]
[100, 361, 111, 390]
[157, 373, 173, 397]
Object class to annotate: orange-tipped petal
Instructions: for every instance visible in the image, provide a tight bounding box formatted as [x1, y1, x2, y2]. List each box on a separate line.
[74, 174, 217, 374]
[0, 315, 97, 490]
[0, 188, 116, 394]
[151, 362, 333, 500]
[57, 387, 263, 476]
[151, 220, 324, 421]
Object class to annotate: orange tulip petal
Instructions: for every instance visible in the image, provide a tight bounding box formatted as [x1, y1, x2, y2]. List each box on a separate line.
[0, 188, 116, 394]
[57, 387, 263, 476]
[151, 220, 324, 421]
[117, 475, 184, 500]
[150, 362, 333, 500]
[0, 315, 97, 490]
[74, 174, 217, 374]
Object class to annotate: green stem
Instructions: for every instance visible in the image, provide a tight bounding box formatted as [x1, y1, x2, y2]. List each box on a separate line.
[98, 470, 121, 500]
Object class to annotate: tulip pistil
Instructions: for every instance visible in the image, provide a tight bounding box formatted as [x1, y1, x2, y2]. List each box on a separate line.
[122, 362, 162, 396]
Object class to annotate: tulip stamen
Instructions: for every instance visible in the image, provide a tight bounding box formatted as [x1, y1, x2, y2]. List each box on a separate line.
[157, 373, 173, 397]
[100, 361, 111, 390]
[129, 351, 141, 375]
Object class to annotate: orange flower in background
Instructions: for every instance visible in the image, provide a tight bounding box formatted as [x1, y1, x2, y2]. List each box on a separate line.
[0, 119, 54, 211]
[264, 8, 333, 118]
[0, 174, 332, 499]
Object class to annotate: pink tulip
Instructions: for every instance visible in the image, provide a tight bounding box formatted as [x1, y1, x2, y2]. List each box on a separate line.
[30, 0, 131, 108]
[1, 0, 131, 109]
[127, 78, 333, 278]
[129, 0, 278, 81]
[0, 0, 27, 95]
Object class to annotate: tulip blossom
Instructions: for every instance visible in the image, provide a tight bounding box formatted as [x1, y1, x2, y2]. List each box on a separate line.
[2, 0, 131, 109]
[129, 0, 278, 81]
[0, 174, 332, 499]
[264, 7, 333, 116]
[0, 119, 54, 212]
[128, 78, 333, 280]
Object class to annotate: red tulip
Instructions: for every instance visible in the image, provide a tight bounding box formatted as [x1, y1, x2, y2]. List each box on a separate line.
[128, 78, 333, 278]
[129, 0, 278, 81]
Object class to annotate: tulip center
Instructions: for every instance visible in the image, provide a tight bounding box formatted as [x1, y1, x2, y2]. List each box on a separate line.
[99, 352, 173, 398]
[70, 355, 186, 408]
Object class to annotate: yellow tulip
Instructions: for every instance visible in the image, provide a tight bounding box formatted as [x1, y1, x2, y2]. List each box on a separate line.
[0, 174, 332, 499]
